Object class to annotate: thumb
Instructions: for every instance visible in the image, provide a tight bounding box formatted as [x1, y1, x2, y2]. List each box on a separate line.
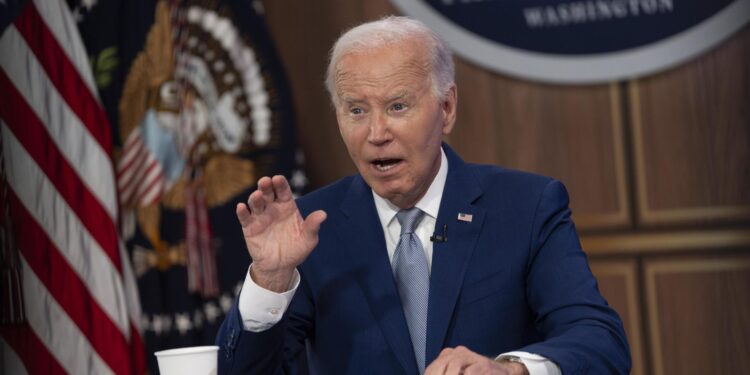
[302, 210, 327, 238]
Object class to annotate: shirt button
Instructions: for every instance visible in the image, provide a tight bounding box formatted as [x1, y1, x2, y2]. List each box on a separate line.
[269, 308, 279, 315]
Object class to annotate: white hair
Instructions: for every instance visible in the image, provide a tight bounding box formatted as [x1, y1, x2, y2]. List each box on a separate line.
[325, 16, 455, 104]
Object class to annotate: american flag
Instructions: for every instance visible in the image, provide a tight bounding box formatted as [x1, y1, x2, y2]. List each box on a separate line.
[117, 127, 166, 207]
[457, 212, 473, 223]
[0, 0, 146, 373]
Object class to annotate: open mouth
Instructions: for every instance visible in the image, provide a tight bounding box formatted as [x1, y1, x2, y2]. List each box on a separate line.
[372, 158, 402, 172]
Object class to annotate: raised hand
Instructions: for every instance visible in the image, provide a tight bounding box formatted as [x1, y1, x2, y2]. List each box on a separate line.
[236, 175, 327, 292]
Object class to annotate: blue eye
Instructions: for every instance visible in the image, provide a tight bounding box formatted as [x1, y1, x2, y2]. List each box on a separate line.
[392, 103, 406, 112]
[350, 107, 363, 115]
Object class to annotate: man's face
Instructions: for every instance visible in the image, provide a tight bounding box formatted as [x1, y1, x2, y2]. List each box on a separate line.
[334, 40, 456, 209]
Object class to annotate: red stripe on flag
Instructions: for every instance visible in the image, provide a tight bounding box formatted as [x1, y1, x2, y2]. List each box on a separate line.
[117, 137, 146, 179]
[134, 162, 163, 201]
[141, 176, 165, 205]
[0, 70, 123, 273]
[7, 189, 133, 375]
[13, 3, 113, 155]
[118, 149, 155, 203]
[129, 324, 147, 375]
[0, 323, 67, 375]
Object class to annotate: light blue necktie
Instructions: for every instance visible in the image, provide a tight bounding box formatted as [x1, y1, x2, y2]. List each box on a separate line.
[393, 208, 429, 374]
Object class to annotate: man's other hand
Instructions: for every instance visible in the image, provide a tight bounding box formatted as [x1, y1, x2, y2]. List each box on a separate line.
[426, 346, 529, 375]
[236, 175, 326, 293]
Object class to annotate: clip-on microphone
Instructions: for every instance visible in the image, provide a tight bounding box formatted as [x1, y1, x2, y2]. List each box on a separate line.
[430, 224, 448, 243]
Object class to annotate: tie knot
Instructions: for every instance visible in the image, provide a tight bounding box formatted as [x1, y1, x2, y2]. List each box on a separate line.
[396, 207, 424, 235]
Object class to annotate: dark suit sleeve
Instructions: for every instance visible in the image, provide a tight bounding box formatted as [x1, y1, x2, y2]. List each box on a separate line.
[518, 180, 631, 374]
[216, 272, 315, 375]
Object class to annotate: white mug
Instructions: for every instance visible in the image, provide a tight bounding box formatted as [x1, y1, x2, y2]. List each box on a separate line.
[154, 345, 219, 375]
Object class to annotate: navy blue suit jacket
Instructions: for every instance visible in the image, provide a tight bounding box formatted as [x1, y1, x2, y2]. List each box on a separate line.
[216, 145, 631, 374]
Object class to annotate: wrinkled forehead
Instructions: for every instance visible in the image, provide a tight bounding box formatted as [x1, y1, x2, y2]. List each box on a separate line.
[334, 45, 432, 100]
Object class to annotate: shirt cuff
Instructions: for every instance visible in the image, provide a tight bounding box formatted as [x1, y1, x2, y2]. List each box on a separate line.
[496, 351, 561, 375]
[237, 264, 300, 332]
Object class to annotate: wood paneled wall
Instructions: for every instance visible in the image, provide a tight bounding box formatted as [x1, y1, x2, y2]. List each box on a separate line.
[261, 1, 750, 373]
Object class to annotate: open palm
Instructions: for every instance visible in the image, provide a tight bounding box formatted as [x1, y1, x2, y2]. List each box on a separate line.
[236, 175, 326, 292]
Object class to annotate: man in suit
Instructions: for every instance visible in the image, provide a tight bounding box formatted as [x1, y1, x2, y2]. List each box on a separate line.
[216, 16, 630, 375]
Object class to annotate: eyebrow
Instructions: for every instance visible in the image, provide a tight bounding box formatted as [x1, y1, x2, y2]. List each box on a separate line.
[339, 90, 414, 105]
[385, 91, 410, 102]
[341, 96, 364, 105]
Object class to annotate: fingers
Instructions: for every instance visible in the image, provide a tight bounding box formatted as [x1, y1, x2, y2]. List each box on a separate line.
[248, 188, 266, 215]
[272, 175, 293, 202]
[426, 346, 493, 375]
[247, 175, 292, 215]
[425, 348, 452, 375]
[236, 202, 251, 227]
[302, 210, 327, 239]
[260, 176, 275, 204]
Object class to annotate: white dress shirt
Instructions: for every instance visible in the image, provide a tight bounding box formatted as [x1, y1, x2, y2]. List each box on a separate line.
[237, 148, 560, 375]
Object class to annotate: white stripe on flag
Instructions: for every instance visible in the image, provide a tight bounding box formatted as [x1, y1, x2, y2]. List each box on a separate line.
[0, 26, 118, 220]
[139, 176, 164, 205]
[0, 337, 29, 375]
[139, 179, 164, 205]
[119, 241, 142, 338]
[20, 256, 114, 375]
[121, 151, 162, 205]
[1, 124, 130, 336]
[135, 155, 164, 197]
[31, 0, 98, 98]
[118, 142, 153, 198]
[119, 127, 144, 167]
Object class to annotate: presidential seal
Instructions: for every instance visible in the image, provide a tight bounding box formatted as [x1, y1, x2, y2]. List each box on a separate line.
[118, 0, 294, 297]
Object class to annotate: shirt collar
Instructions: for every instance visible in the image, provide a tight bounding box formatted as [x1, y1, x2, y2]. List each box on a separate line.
[373, 147, 448, 228]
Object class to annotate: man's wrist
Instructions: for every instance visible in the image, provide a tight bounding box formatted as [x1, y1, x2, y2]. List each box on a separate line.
[496, 356, 529, 375]
[249, 265, 295, 293]
[239, 266, 299, 332]
[496, 351, 560, 375]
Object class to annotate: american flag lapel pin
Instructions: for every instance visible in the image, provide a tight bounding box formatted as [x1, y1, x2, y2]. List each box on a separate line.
[457, 212, 473, 223]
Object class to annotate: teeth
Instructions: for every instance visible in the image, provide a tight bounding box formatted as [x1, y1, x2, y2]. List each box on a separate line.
[375, 163, 396, 171]
[373, 159, 399, 171]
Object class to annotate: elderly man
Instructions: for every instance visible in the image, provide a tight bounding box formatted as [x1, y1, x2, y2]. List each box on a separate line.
[216, 16, 630, 375]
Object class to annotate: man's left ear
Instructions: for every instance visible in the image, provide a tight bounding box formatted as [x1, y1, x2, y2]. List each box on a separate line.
[442, 84, 457, 134]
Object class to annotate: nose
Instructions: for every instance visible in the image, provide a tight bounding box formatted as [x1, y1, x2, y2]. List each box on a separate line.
[367, 111, 392, 145]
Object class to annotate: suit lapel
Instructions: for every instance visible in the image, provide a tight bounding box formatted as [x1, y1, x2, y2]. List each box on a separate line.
[338, 177, 418, 374]
[426, 146, 486, 364]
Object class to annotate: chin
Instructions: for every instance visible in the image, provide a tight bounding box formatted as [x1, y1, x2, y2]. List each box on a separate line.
[370, 184, 397, 199]
[364, 174, 412, 200]
[375, 184, 411, 203]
